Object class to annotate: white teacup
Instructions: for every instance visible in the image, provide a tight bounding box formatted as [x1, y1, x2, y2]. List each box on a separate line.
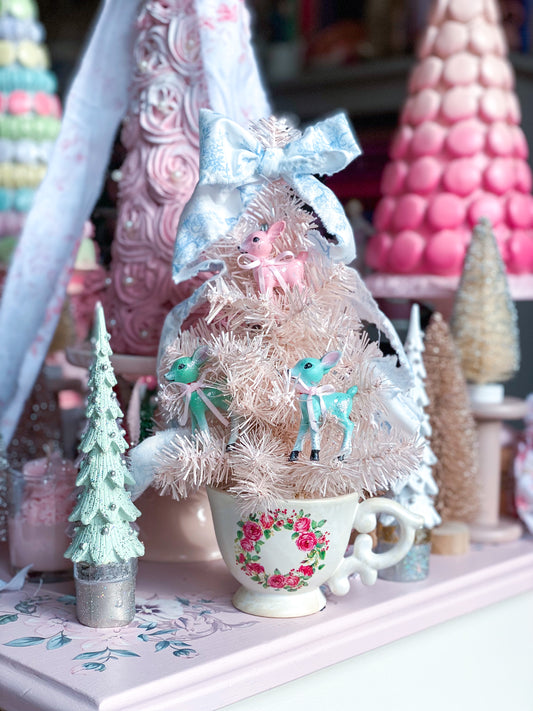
[207, 487, 424, 618]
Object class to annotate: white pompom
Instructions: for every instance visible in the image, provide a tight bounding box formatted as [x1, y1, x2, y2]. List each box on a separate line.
[128, 428, 179, 500]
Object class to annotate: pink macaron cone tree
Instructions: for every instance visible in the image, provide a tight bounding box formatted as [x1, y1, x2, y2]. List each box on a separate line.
[366, 0, 533, 278]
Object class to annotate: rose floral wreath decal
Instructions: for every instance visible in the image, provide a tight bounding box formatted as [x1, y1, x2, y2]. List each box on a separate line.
[234, 509, 331, 592]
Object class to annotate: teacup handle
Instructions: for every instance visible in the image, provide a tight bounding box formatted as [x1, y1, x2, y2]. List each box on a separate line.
[328, 498, 424, 595]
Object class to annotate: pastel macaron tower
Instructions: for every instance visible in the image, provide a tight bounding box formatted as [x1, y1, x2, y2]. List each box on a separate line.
[366, 0, 533, 277]
[0, 0, 61, 270]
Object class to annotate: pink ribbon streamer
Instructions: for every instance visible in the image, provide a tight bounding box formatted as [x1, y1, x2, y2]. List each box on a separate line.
[296, 380, 335, 432]
[176, 380, 229, 428]
[237, 251, 295, 292]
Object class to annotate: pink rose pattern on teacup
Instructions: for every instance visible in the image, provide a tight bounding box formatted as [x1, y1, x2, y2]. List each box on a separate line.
[242, 521, 263, 541]
[234, 509, 330, 592]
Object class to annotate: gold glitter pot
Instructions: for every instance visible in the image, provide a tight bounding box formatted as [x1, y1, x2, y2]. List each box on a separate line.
[74, 559, 137, 627]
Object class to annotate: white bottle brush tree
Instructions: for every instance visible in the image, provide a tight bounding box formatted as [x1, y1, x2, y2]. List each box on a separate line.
[381, 303, 441, 529]
[65, 303, 144, 567]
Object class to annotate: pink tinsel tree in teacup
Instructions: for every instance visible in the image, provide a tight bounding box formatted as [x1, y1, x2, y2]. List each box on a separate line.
[148, 115, 424, 514]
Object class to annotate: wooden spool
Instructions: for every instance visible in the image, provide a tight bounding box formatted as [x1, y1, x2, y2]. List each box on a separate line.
[431, 521, 470, 555]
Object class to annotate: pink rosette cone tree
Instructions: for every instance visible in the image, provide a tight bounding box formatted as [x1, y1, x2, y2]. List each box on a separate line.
[366, 0, 533, 279]
[104, 0, 210, 357]
[104, 0, 268, 357]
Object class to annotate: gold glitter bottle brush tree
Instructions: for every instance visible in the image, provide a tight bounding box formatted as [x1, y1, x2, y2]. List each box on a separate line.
[450, 218, 527, 544]
[64, 302, 144, 628]
[424, 312, 479, 554]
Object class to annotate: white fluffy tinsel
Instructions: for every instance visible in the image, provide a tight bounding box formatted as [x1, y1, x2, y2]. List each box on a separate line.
[128, 428, 184, 500]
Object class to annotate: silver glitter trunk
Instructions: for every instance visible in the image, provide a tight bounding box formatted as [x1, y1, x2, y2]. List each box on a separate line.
[74, 559, 137, 627]
[376, 526, 431, 582]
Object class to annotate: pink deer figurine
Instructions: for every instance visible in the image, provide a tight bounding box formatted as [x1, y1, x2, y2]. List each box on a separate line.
[238, 220, 307, 297]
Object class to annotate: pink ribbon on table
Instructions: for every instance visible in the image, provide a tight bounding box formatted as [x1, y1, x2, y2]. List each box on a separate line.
[237, 251, 296, 293]
[176, 380, 229, 428]
[295, 380, 335, 432]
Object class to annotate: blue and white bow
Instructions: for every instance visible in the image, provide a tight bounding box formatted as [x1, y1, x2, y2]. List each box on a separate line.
[172, 109, 362, 285]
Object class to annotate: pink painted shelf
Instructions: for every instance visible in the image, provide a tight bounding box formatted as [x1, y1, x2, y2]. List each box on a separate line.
[365, 273, 533, 301]
[0, 537, 532, 710]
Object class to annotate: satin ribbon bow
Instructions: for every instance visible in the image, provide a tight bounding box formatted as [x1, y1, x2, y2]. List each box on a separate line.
[237, 250, 295, 292]
[173, 109, 362, 285]
[296, 380, 335, 432]
[176, 380, 229, 428]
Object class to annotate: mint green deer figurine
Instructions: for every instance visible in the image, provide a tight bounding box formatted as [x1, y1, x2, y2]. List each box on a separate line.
[289, 351, 358, 462]
[165, 345, 238, 449]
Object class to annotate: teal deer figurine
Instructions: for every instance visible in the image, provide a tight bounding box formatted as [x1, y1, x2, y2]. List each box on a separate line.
[289, 351, 358, 462]
[165, 345, 238, 449]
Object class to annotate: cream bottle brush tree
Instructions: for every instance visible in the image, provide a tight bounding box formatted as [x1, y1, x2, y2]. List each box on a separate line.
[450, 217, 520, 404]
[449, 217, 524, 544]
[65, 302, 144, 627]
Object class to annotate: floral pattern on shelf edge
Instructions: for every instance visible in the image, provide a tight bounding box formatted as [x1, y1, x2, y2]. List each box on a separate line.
[0, 589, 255, 673]
[235, 509, 331, 592]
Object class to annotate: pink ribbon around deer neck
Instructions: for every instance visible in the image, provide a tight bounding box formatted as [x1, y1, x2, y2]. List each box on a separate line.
[176, 380, 229, 428]
[237, 251, 295, 293]
[295, 380, 335, 432]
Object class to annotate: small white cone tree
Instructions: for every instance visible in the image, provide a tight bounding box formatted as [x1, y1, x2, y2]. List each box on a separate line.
[382, 303, 441, 529]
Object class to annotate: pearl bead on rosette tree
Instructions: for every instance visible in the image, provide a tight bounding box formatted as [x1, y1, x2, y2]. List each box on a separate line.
[366, 0, 533, 277]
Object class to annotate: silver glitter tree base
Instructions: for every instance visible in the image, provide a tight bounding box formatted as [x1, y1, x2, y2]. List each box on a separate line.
[376, 526, 431, 582]
[74, 559, 137, 627]
[377, 540, 431, 582]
